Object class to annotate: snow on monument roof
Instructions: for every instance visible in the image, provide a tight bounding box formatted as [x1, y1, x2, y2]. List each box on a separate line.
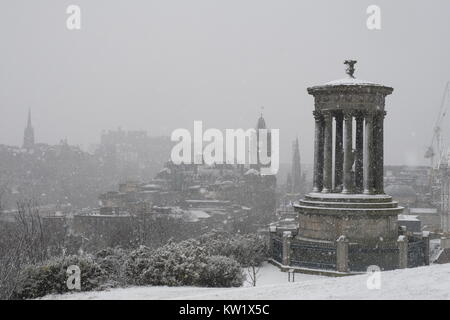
[324, 77, 380, 86]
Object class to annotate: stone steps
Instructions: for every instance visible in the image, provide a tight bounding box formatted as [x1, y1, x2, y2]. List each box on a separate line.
[295, 204, 404, 216]
[304, 192, 393, 203]
[298, 199, 398, 209]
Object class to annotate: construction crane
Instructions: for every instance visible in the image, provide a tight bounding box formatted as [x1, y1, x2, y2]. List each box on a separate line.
[425, 81, 450, 169]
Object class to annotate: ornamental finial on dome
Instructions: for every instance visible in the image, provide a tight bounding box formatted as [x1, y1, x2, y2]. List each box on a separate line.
[344, 60, 357, 78]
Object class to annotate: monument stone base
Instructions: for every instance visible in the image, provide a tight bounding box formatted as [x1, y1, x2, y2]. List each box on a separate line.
[296, 192, 403, 243]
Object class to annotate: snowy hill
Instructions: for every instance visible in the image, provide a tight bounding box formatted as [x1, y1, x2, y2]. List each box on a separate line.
[42, 262, 450, 300]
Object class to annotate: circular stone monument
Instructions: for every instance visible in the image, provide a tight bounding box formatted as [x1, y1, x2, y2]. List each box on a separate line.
[296, 60, 403, 244]
[265, 61, 407, 273]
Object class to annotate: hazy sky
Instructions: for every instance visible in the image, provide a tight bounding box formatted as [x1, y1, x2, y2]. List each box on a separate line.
[1, 0, 450, 165]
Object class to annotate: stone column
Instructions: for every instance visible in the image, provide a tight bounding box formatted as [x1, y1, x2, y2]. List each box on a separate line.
[342, 111, 353, 194]
[363, 112, 375, 195]
[374, 111, 385, 194]
[282, 231, 292, 266]
[312, 111, 324, 192]
[336, 235, 349, 272]
[334, 113, 344, 192]
[397, 235, 408, 269]
[355, 114, 364, 193]
[322, 112, 333, 193]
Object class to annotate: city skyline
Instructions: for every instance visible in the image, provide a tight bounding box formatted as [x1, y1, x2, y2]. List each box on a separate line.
[2, 1, 450, 166]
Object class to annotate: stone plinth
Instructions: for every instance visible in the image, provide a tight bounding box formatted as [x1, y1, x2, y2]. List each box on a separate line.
[295, 193, 403, 243]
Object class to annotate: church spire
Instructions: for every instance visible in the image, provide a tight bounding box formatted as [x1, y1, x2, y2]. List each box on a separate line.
[291, 137, 302, 194]
[256, 106, 266, 129]
[23, 108, 35, 149]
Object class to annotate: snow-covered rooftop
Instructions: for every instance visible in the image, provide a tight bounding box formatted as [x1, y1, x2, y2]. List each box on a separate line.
[398, 214, 420, 221]
[186, 210, 210, 220]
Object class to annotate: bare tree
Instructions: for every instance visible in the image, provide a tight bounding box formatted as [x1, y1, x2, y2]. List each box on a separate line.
[0, 175, 11, 216]
[246, 265, 261, 287]
[0, 199, 48, 299]
[14, 200, 48, 263]
[0, 227, 26, 299]
[241, 234, 267, 287]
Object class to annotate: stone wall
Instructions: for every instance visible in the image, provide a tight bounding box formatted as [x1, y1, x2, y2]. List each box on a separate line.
[269, 229, 429, 274]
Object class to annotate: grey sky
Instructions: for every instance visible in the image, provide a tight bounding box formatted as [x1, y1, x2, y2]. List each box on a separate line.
[1, 0, 449, 165]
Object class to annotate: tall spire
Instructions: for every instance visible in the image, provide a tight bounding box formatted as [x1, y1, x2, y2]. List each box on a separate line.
[23, 108, 35, 149]
[291, 137, 302, 194]
[253, 109, 271, 171]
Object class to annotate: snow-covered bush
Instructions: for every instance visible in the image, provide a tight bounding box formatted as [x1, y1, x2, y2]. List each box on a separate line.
[199, 255, 244, 287]
[138, 239, 208, 286]
[123, 245, 154, 285]
[95, 247, 128, 287]
[11, 233, 263, 298]
[132, 239, 244, 288]
[13, 255, 107, 299]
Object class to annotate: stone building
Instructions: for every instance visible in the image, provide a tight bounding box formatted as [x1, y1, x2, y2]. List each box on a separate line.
[270, 61, 430, 273]
[384, 165, 432, 209]
[253, 113, 271, 172]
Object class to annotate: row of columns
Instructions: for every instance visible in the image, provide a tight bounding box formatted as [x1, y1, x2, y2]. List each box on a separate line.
[312, 110, 385, 195]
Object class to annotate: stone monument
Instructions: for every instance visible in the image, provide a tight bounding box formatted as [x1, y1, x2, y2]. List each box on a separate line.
[269, 61, 431, 273]
[298, 60, 403, 245]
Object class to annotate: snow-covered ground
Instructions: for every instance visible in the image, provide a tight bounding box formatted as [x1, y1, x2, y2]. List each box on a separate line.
[41, 262, 450, 300]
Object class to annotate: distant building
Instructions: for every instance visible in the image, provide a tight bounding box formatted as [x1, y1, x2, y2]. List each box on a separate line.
[254, 112, 272, 172]
[96, 128, 173, 182]
[408, 207, 439, 231]
[384, 184, 417, 209]
[96, 114, 277, 230]
[384, 165, 432, 206]
[398, 214, 421, 233]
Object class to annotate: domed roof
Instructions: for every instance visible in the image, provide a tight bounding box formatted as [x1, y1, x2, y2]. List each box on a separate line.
[307, 60, 392, 92]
